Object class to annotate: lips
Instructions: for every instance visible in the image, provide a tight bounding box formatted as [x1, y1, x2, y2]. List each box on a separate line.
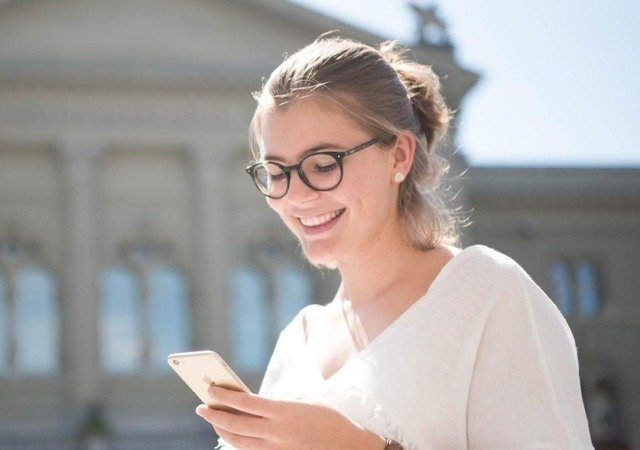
[298, 208, 346, 227]
[296, 208, 346, 236]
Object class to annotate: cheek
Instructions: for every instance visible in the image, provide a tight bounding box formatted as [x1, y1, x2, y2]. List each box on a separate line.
[342, 163, 392, 214]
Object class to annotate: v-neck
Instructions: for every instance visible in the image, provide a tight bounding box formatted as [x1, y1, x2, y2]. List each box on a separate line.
[301, 244, 482, 383]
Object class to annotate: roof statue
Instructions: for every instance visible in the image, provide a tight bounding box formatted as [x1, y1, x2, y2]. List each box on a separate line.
[409, 3, 453, 48]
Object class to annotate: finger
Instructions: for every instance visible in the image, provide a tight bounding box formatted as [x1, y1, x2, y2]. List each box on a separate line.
[195, 405, 271, 439]
[208, 386, 275, 417]
[215, 425, 267, 450]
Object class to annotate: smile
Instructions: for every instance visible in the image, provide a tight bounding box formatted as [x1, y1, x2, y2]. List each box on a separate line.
[298, 208, 346, 227]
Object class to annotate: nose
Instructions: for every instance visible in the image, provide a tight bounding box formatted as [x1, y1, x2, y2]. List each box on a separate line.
[286, 169, 319, 204]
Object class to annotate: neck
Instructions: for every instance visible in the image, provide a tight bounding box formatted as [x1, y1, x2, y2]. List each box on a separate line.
[335, 218, 430, 310]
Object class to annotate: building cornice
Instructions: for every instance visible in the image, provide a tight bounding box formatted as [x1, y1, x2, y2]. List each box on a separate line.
[466, 166, 640, 210]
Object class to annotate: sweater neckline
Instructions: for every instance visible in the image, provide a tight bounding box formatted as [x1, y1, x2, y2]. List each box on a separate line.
[301, 244, 484, 383]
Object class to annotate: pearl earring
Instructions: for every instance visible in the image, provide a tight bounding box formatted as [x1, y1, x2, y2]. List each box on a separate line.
[394, 172, 405, 183]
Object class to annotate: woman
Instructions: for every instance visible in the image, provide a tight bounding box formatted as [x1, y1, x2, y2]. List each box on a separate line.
[195, 36, 594, 449]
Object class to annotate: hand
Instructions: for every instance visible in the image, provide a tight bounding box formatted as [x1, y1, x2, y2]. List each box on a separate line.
[195, 385, 386, 450]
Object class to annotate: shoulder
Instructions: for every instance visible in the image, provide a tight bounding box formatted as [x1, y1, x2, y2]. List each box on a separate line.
[468, 244, 543, 292]
[294, 302, 327, 324]
[448, 244, 527, 293]
[281, 302, 327, 340]
[446, 244, 558, 322]
[467, 245, 569, 336]
[461, 244, 523, 273]
[265, 303, 326, 368]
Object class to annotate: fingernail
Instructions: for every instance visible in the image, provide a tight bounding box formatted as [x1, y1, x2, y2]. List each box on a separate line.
[195, 406, 204, 417]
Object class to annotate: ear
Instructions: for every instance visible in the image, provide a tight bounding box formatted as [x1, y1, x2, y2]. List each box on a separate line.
[391, 131, 416, 177]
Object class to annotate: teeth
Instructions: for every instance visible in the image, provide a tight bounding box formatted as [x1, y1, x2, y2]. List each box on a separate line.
[300, 209, 344, 227]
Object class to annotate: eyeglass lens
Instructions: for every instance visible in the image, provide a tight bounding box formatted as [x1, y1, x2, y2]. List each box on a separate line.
[253, 153, 342, 198]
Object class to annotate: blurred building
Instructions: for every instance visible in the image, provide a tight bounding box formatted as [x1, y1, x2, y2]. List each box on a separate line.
[0, 0, 637, 449]
[464, 166, 639, 450]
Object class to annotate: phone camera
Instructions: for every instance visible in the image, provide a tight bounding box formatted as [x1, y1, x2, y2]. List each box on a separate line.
[172, 360, 180, 365]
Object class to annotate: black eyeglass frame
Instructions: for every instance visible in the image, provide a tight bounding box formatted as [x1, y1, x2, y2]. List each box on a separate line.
[245, 137, 380, 199]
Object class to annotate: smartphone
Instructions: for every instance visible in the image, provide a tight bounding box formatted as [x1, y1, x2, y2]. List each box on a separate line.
[167, 350, 251, 413]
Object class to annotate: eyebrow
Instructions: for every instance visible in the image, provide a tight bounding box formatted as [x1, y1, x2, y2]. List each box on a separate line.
[263, 142, 343, 163]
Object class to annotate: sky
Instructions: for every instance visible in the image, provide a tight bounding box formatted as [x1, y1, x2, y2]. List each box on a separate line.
[289, 0, 640, 167]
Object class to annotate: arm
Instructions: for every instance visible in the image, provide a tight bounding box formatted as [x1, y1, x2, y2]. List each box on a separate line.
[466, 264, 594, 450]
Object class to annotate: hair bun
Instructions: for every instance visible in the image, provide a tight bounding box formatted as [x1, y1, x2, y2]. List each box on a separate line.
[379, 41, 453, 151]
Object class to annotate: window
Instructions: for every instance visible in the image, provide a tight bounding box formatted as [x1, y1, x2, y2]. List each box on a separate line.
[101, 266, 143, 374]
[0, 270, 8, 376]
[101, 243, 191, 375]
[0, 240, 60, 378]
[15, 266, 59, 375]
[551, 256, 603, 318]
[229, 260, 314, 375]
[274, 265, 313, 333]
[148, 265, 190, 372]
[230, 267, 270, 373]
[576, 260, 601, 316]
[552, 260, 575, 316]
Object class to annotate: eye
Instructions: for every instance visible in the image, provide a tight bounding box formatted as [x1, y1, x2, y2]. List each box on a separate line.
[303, 153, 339, 175]
[315, 162, 339, 173]
[269, 172, 287, 181]
[254, 162, 286, 185]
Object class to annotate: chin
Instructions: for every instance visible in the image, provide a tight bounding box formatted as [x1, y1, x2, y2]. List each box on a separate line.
[300, 241, 341, 269]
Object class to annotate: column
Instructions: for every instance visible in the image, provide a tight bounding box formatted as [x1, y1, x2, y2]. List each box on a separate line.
[189, 140, 232, 359]
[58, 138, 102, 407]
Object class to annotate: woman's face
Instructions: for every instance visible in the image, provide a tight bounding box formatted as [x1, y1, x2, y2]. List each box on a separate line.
[259, 96, 402, 267]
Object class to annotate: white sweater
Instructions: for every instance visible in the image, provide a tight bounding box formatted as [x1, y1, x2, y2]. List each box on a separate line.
[217, 244, 594, 449]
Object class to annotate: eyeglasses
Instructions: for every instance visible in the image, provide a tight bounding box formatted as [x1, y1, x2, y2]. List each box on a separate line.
[245, 138, 379, 199]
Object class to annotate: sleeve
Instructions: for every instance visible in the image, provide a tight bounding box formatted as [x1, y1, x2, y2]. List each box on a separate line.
[466, 263, 595, 450]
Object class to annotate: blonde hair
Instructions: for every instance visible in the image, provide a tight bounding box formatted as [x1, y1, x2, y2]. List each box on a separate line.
[250, 35, 469, 250]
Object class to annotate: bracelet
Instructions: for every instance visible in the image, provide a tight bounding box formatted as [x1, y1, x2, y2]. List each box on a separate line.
[384, 437, 403, 450]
